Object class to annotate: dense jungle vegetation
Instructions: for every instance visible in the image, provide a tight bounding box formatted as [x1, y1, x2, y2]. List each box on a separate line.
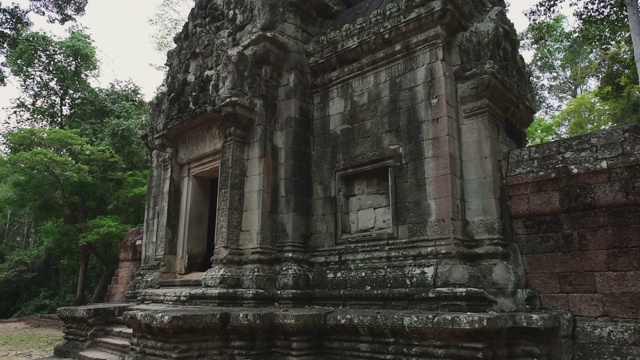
[0, 0, 147, 318]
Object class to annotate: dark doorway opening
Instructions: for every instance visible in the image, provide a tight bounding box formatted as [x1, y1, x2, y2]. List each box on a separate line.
[201, 178, 218, 271]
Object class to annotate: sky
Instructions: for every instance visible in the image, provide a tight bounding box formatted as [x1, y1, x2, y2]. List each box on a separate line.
[76, 0, 169, 97]
[0, 0, 538, 124]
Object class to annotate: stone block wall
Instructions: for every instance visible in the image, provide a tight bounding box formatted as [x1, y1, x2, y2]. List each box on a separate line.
[507, 124, 640, 358]
[341, 170, 392, 237]
[104, 228, 142, 303]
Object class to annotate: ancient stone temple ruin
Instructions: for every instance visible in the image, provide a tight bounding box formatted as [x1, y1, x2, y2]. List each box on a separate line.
[54, 0, 575, 358]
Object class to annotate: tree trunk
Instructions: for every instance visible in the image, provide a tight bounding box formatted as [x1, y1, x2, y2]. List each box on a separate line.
[3, 210, 10, 245]
[90, 265, 116, 304]
[71, 245, 91, 306]
[59, 96, 64, 129]
[21, 218, 30, 250]
[626, 0, 640, 86]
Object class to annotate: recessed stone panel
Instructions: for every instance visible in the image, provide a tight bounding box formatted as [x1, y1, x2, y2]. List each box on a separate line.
[336, 161, 397, 243]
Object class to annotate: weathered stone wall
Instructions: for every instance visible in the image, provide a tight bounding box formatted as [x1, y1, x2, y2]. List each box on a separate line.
[301, 0, 540, 313]
[135, 0, 542, 311]
[54, 1, 579, 359]
[508, 124, 640, 359]
[105, 228, 143, 303]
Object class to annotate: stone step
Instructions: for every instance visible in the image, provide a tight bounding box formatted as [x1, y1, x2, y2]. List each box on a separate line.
[135, 287, 204, 304]
[159, 278, 201, 287]
[94, 336, 130, 355]
[105, 325, 132, 340]
[77, 350, 120, 360]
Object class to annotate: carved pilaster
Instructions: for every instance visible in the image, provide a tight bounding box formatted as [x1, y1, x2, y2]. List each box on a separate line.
[455, 73, 533, 310]
[203, 107, 255, 288]
[213, 125, 248, 263]
[155, 147, 174, 260]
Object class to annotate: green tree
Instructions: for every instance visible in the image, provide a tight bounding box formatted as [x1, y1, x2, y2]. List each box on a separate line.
[523, 9, 640, 143]
[1, 128, 126, 306]
[554, 92, 613, 136]
[595, 40, 640, 126]
[6, 28, 98, 129]
[0, 0, 88, 85]
[0, 28, 149, 316]
[148, 0, 193, 53]
[75, 81, 149, 170]
[521, 14, 600, 115]
[528, 0, 640, 86]
[526, 116, 562, 145]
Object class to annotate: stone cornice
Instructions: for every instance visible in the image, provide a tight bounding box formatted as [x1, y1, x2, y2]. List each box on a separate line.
[458, 68, 535, 131]
[308, 0, 467, 74]
[311, 29, 443, 90]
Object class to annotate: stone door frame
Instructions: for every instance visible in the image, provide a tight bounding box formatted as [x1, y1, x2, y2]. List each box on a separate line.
[176, 153, 222, 275]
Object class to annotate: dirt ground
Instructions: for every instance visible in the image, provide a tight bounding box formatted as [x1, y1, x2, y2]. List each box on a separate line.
[0, 321, 63, 359]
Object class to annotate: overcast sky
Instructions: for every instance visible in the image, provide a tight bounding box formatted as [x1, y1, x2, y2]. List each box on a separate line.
[0, 0, 537, 124]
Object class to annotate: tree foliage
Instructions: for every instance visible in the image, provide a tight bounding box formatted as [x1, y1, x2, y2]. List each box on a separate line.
[75, 81, 148, 170]
[523, 4, 640, 144]
[27, 0, 88, 24]
[0, 127, 145, 307]
[527, 0, 640, 85]
[526, 116, 562, 145]
[0, 0, 88, 85]
[555, 92, 613, 136]
[0, 128, 147, 314]
[0, 29, 148, 317]
[148, 0, 193, 53]
[522, 14, 600, 115]
[6, 28, 98, 129]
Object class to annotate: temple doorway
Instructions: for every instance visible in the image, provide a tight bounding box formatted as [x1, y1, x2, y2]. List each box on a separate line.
[177, 158, 220, 275]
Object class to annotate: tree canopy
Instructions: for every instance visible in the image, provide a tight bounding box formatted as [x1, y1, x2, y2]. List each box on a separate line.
[527, 0, 640, 85]
[0, 28, 148, 317]
[521, 14, 600, 115]
[0, 0, 88, 85]
[7, 28, 97, 129]
[148, 0, 193, 53]
[524, 1, 640, 144]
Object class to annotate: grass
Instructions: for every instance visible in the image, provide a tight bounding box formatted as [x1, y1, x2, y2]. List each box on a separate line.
[0, 325, 63, 359]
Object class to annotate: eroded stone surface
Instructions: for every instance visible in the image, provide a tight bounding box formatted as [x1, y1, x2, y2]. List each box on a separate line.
[55, 0, 576, 359]
[104, 228, 142, 303]
[508, 124, 640, 359]
[138, 0, 536, 306]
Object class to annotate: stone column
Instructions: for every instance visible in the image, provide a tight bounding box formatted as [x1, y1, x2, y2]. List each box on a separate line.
[275, 69, 313, 291]
[203, 122, 249, 288]
[141, 148, 164, 265]
[141, 145, 176, 271]
[456, 74, 532, 310]
[155, 147, 174, 263]
[460, 101, 504, 244]
[128, 145, 175, 296]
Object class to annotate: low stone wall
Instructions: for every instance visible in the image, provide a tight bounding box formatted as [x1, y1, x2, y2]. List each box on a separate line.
[26, 314, 64, 328]
[104, 228, 142, 303]
[507, 124, 640, 359]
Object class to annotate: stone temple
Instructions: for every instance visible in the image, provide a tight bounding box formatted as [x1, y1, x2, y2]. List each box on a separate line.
[54, 0, 576, 359]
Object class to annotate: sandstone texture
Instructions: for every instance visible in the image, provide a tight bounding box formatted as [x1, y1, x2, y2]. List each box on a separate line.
[52, 0, 583, 359]
[508, 124, 640, 359]
[104, 228, 143, 303]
